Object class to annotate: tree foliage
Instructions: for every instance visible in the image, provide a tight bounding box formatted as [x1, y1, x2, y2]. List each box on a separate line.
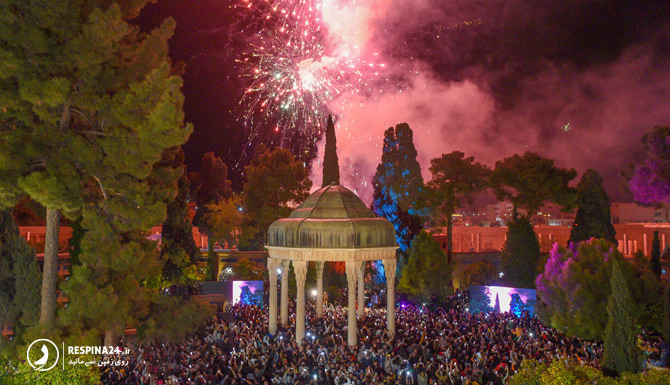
[628, 126, 670, 205]
[508, 359, 670, 385]
[601, 260, 642, 376]
[490, 152, 577, 220]
[422, 151, 489, 262]
[651, 230, 662, 278]
[536, 239, 657, 341]
[569, 169, 617, 245]
[240, 145, 312, 250]
[0, 209, 40, 331]
[372, 123, 424, 254]
[322, 115, 340, 186]
[502, 217, 541, 288]
[190, 152, 233, 236]
[161, 150, 202, 285]
[6, 0, 198, 344]
[206, 195, 244, 249]
[398, 231, 452, 301]
[461, 261, 498, 288]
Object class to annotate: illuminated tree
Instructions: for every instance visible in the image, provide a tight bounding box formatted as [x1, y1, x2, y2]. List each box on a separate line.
[422, 151, 489, 263]
[628, 126, 670, 205]
[372, 123, 424, 255]
[569, 169, 617, 245]
[398, 231, 452, 301]
[536, 239, 659, 341]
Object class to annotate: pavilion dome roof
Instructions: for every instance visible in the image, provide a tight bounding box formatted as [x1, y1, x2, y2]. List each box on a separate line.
[267, 183, 397, 249]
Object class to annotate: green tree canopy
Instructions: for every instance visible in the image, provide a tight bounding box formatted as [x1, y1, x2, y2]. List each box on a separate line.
[0, 209, 40, 333]
[461, 261, 498, 288]
[536, 239, 656, 341]
[568, 169, 617, 245]
[160, 148, 201, 286]
[398, 231, 452, 301]
[490, 152, 577, 220]
[502, 217, 541, 288]
[240, 145, 312, 250]
[601, 260, 642, 376]
[422, 151, 489, 262]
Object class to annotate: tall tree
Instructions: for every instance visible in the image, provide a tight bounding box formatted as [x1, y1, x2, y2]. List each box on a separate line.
[191, 152, 233, 235]
[651, 230, 662, 278]
[322, 115, 340, 186]
[0, 0, 192, 329]
[160, 148, 201, 285]
[0, 209, 41, 331]
[569, 169, 617, 245]
[628, 126, 670, 205]
[601, 260, 642, 376]
[422, 151, 489, 263]
[398, 231, 452, 301]
[19, 1, 197, 345]
[502, 217, 541, 288]
[240, 145, 312, 250]
[491, 152, 576, 288]
[372, 123, 424, 254]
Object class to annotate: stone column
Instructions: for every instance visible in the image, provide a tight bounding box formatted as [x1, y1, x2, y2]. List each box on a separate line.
[267, 258, 279, 335]
[644, 233, 648, 257]
[382, 258, 397, 337]
[280, 260, 289, 327]
[345, 261, 361, 346]
[315, 261, 325, 318]
[663, 234, 667, 253]
[357, 262, 365, 318]
[293, 260, 308, 345]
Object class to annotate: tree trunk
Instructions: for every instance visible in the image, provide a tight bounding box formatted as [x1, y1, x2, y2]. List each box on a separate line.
[446, 214, 453, 264]
[104, 328, 115, 347]
[39, 208, 60, 326]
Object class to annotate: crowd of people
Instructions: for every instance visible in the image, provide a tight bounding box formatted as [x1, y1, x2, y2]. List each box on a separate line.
[101, 288, 613, 385]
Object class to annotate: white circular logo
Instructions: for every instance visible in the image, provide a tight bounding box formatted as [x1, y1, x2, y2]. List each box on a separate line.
[26, 339, 59, 371]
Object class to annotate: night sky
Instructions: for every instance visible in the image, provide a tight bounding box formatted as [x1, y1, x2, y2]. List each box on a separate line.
[137, 0, 670, 203]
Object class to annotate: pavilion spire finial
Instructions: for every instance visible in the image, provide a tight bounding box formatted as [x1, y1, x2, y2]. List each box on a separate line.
[322, 115, 340, 186]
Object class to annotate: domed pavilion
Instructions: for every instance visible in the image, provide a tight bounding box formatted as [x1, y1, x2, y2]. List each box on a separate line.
[265, 117, 398, 346]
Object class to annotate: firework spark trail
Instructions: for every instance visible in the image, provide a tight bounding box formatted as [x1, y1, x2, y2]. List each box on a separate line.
[233, 0, 386, 162]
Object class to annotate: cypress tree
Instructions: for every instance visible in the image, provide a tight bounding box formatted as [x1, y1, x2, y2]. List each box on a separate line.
[651, 230, 662, 278]
[0, 209, 40, 329]
[601, 259, 641, 376]
[502, 217, 541, 288]
[322, 115, 340, 186]
[569, 169, 617, 245]
[372, 123, 424, 254]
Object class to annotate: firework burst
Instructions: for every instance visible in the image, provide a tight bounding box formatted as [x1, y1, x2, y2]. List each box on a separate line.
[233, 0, 384, 160]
